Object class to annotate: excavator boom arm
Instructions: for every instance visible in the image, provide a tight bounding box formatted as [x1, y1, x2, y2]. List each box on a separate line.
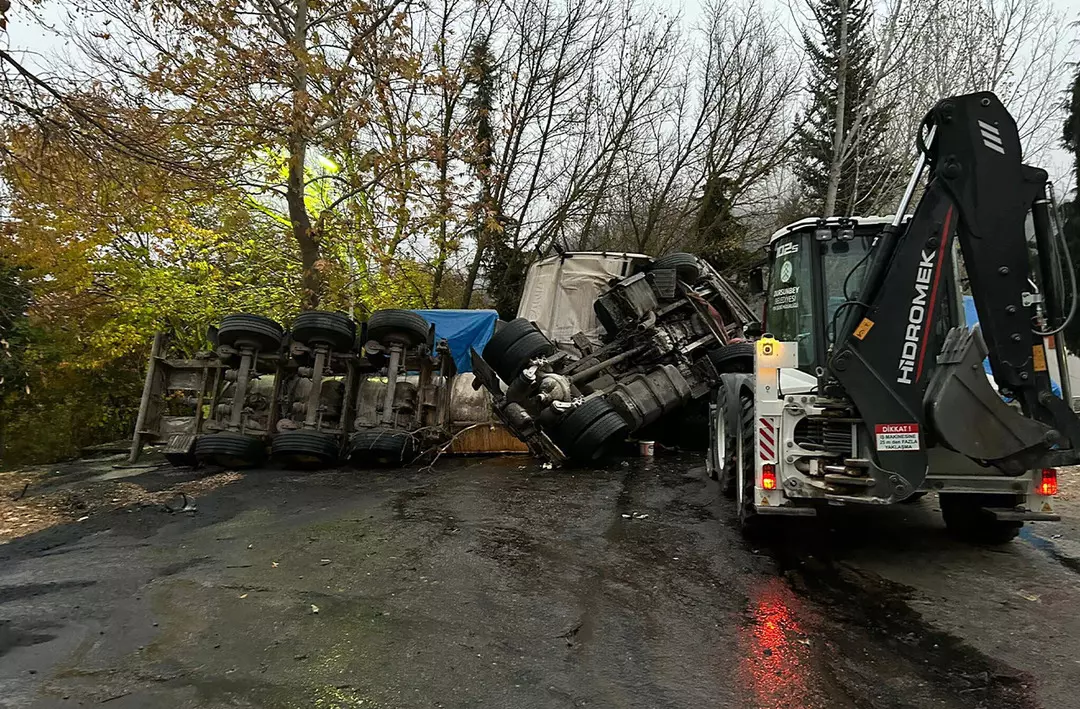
[829, 92, 1080, 495]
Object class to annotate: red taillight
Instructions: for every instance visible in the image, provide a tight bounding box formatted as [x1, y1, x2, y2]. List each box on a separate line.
[1039, 468, 1058, 496]
[762, 463, 777, 490]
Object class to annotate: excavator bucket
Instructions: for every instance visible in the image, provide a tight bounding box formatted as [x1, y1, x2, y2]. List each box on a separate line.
[925, 326, 1053, 473]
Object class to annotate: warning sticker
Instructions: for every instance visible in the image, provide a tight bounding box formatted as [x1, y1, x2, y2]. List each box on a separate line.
[1032, 344, 1047, 372]
[853, 318, 874, 340]
[874, 423, 920, 451]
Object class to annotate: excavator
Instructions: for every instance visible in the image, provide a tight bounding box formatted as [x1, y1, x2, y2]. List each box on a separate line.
[710, 91, 1076, 543]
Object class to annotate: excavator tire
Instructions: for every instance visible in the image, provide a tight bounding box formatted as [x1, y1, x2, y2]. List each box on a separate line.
[712, 373, 750, 496]
[940, 493, 1022, 544]
[735, 387, 763, 535]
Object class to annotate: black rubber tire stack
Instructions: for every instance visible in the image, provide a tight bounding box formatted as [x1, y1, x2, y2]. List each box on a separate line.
[194, 432, 266, 469]
[940, 493, 1023, 544]
[217, 314, 284, 352]
[347, 429, 416, 468]
[366, 310, 430, 347]
[481, 319, 555, 383]
[708, 341, 756, 374]
[271, 429, 341, 469]
[291, 311, 357, 352]
[552, 397, 630, 463]
[650, 252, 701, 282]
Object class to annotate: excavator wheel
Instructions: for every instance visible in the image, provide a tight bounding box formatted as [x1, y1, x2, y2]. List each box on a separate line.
[711, 374, 749, 496]
[734, 387, 763, 535]
[940, 493, 1023, 545]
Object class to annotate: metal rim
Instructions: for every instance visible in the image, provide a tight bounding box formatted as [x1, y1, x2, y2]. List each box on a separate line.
[713, 402, 726, 479]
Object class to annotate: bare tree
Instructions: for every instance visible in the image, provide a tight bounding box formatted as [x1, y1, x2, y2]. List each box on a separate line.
[794, 0, 932, 216]
[458, 0, 676, 307]
[890, 0, 1075, 169]
[595, 0, 802, 256]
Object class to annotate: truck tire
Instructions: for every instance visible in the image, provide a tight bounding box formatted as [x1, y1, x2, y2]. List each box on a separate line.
[482, 319, 555, 383]
[271, 429, 341, 469]
[218, 314, 284, 352]
[291, 311, 357, 352]
[347, 429, 416, 468]
[708, 342, 755, 374]
[651, 252, 701, 282]
[711, 374, 751, 497]
[553, 396, 629, 462]
[366, 310, 430, 347]
[194, 432, 266, 469]
[734, 388, 763, 535]
[940, 493, 1023, 544]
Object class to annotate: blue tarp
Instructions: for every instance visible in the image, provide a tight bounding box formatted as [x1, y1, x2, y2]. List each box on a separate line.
[963, 296, 1061, 396]
[414, 309, 499, 373]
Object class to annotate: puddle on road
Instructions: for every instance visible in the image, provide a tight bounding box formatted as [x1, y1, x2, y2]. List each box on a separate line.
[1019, 527, 1080, 576]
[736, 576, 832, 709]
[744, 524, 1040, 709]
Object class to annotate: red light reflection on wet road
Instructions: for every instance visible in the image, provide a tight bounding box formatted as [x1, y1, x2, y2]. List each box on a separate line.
[737, 577, 828, 708]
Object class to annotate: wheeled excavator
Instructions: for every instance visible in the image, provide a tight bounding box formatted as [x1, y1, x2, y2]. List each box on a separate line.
[710, 91, 1076, 543]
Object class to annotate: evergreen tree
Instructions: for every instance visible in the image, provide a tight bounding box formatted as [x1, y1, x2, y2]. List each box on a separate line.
[695, 175, 754, 284]
[460, 38, 500, 309]
[794, 0, 895, 216]
[1061, 67, 1080, 351]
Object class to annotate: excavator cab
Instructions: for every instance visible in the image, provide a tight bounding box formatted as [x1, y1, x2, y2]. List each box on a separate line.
[764, 216, 961, 376]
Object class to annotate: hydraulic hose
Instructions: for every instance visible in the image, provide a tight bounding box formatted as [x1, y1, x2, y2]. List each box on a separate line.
[1031, 182, 1077, 337]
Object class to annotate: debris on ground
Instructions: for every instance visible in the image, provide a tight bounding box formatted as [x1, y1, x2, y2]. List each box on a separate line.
[0, 466, 243, 543]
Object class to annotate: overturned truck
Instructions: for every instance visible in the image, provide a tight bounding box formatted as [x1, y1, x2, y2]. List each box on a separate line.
[472, 251, 761, 463]
[130, 309, 497, 469]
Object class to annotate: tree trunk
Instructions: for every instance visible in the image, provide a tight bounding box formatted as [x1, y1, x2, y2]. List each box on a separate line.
[287, 0, 320, 310]
[460, 226, 486, 308]
[430, 111, 453, 307]
[823, 0, 849, 218]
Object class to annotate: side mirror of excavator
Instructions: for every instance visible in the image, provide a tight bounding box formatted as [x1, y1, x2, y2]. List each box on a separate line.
[748, 267, 765, 295]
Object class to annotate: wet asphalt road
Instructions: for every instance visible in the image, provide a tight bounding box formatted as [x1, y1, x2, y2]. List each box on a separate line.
[1, 455, 1078, 708]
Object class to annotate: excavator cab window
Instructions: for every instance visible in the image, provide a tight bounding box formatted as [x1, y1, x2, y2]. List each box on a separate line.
[766, 221, 907, 375]
[766, 233, 818, 370]
[821, 233, 875, 341]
